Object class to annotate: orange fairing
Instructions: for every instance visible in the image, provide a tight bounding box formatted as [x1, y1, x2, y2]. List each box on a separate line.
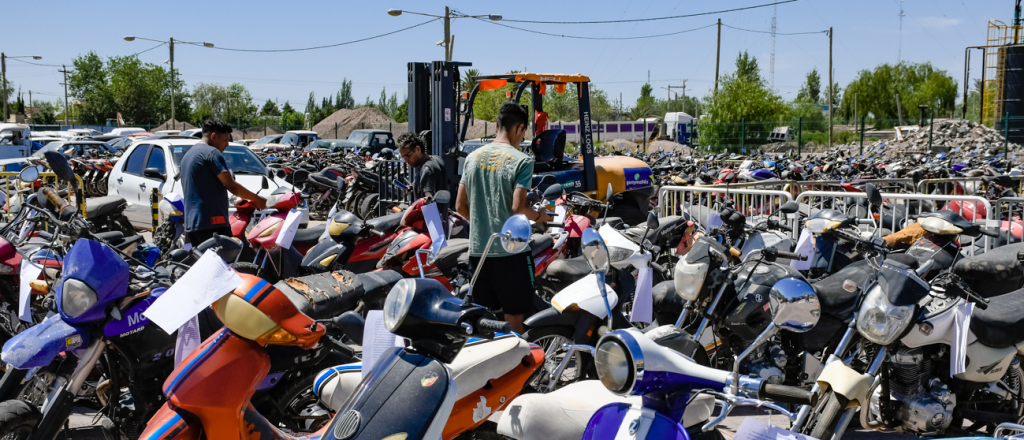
[537, 83, 547, 96]
[211, 274, 324, 349]
[513, 73, 591, 84]
[554, 83, 566, 94]
[477, 79, 508, 91]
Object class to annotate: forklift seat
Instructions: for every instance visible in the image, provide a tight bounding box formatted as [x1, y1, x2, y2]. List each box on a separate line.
[531, 129, 566, 173]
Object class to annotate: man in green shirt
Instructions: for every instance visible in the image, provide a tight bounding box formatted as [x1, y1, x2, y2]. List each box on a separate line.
[456, 103, 551, 332]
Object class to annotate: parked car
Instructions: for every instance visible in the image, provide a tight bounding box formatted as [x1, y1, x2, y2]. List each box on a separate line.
[328, 129, 395, 155]
[153, 130, 181, 136]
[106, 136, 136, 152]
[46, 140, 117, 158]
[108, 139, 301, 219]
[258, 130, 319, 151]
[109, 127, 147, 136]
[179, 128, 203, 138]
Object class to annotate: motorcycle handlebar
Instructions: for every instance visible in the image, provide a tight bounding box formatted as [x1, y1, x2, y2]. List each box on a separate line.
[475, 318, 511, 334]
[777, 251, 808, 261]
[857, 218, 875, 225]
[760, 383, 817, 406]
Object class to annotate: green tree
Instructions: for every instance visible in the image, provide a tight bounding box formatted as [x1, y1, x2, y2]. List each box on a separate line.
[280, 101, 303, 129]
[336, 79, 355, 109]
[629, 83, 658, 119]
[260, 99, 280, 116]
[31, 100, 58, 124]
[797, 68, 822, 104]
[394, 97, 409, 123]
[461, 69, 480, 93]
[735, 51, 762, 85]
[305, 92, 320, 125]
[699, 53, 786, 151]
[837, 61, 957, 127]
[190, 82, 253, 126]
[67, 51, 187, 125]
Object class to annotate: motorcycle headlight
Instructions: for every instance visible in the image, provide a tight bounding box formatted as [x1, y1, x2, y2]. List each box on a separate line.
[674, 260, 708, 301]
[608, 246, 633, 263]
[595, 339, 634, 395]
[383, 279, 416, 332]
[856, 286, 915, 345]
[806, 218, 842, 234]
[61, 278, 97, 318]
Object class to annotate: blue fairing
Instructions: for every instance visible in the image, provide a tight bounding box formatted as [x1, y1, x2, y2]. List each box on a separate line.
[57, 239, 129, 324]
[1, 314, 91, 369]
[582, 403, 689, 440]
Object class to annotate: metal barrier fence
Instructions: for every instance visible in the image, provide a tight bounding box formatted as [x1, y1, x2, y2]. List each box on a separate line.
[658, 186, 793, 230]
[916, 176, 1024, 196]
[990, 197, 1024, 247]
[709, 178, 916, 196]
[0, 172, 85, 221]
[374, 160, 417, 217]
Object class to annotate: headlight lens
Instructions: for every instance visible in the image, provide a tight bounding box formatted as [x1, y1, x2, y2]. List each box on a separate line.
[856, 286, 915, 345]
[595, 339, 632, 394]
[674, 260, 708, 301]
[608, 246, 633, 262]
[806, 218, 842, 234]
[61, 278, 97, 318]
[383, 279, 416, 332]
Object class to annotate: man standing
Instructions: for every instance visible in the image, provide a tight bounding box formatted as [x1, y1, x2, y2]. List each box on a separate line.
[182, 119, 267, 245]
[456, 103, 550, 333]
[397, 132, 446, 198]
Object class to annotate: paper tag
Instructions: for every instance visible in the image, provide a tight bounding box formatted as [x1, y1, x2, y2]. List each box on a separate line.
[550, 205, 567, 234]
[143, 250, 243, 333]
[422, 202, 447, 257]
[320, 203, 339, 241]
[174, 315, 201, 366]
[790, 229, 814, 271]
[361, 310, 399, 377]
[630, 267, 654, 324]
[18, 260, 42, 322]
[951, 301, 974, 376]
[734, 417, 818, 440]
[706, 211, 723, 231]
[274, 209, 303, 249]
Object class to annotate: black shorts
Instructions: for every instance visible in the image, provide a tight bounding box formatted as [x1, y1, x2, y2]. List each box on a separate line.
[187, 226, 232, 247]
[469, 252, 536, 315]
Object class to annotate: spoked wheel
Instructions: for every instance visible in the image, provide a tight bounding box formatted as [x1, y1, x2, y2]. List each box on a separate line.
[269, 373, 331, 432]
[0, 400, 40, 440]
[523, 327, 584, 393]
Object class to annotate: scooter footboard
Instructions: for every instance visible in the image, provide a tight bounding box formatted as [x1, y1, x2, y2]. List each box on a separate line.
[139, 404, 203, 440]
[582, 403, 689, 440]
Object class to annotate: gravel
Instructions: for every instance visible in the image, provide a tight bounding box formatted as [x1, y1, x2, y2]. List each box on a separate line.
[151, 119, 196, 133]
[832, 119, 1024, 162]
[313, 107, 406, 139]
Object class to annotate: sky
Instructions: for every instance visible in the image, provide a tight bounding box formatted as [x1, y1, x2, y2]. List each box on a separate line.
[1, 0, 1014, 116]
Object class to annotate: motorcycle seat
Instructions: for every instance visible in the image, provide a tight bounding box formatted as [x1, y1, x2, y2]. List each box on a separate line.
[970, 287, 1024, 348]
[365, 212, 403, 233]
[811, 259, 875, 317]
[435, 238, 469, 273]
[530, 234, 553, 258]
[448, 334, 531, 400]
[85, 196, 127, 219]
[952, 243, 1024, 298]
[543, 257, 592, 282]
[292, 224, 327, 247]
[309, 173, 337, 186]
[274, 271, 364, 320]
[356, 270, 404, 308]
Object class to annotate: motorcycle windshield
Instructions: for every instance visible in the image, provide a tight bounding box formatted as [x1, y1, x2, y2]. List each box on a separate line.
[1, 314, 92, 369]
[581, 402, 688, 440]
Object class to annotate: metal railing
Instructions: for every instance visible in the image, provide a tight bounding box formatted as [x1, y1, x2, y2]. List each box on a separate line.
[916, 176, 1024, 195]
[658, 185, 793, 232]
[990, 197, 1024, 247]
[0, 172, 85, 221]
[374, 160, 417, 217]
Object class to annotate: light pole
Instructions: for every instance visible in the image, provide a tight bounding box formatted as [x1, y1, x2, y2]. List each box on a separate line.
[1, 53, 43, 122]
[387, 7, 502, 62]
[124, 36, 213, 129]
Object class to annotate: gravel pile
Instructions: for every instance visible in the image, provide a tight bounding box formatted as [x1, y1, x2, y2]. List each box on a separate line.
[833, 119, 1024, 161]
[151, 119, 196, 132]
[313, 107, 403, 139]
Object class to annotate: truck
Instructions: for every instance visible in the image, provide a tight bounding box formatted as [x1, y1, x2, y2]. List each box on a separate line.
[0, 123, 33, 169]
[663, 112, 695, 143]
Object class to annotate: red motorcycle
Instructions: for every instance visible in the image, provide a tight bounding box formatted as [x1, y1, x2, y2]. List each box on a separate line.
[239, 188, 325, 282]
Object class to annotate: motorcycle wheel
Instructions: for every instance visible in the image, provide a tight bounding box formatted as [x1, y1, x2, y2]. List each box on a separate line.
[802, 389, 846, 439]
[523, 326, 583, 393]
[308, 192, 326, 220]
[267, 373, 330, 433]
[0, 400, 40, 440]
[359, 194, 379, 220]
[152, 221, 177, 256]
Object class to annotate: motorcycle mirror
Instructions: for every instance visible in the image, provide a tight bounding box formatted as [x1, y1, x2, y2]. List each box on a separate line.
[780, 201, 800, 215]
[646, 211, 659, 230]
[865, 183, 882, 207]
[769, 278, 820, 333]
[606, 183, 613, 201]
[17, 166, 39, 183]
[261, 175, 269, 190]
[43, 151, 77, 187]
[337, 178, 345, 191]
[543, 184, 563, 201]
[63, 148, 76, 158]
[581, 228, 610, 273]
[499, 214, 531, 254]
[433, 190, 451, 205]
[540, 174, 556, 185]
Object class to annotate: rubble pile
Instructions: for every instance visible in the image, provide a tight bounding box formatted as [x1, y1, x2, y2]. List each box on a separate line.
[833, 119, 1024, 161]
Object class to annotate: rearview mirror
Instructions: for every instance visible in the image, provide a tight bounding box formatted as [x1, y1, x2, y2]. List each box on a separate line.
[780, 201, 800, 215]
[865, 183, 882, 207]
[581, 228, 610, 273]
[434, 190, 451, 205]
[499, 214, 531, 253]
[646, 211, 659, 230]
[543, 184, 563, 202]
[769, 278, 820, 333]
[43, 151, 77, 186]
[18, 166, 39, 183]
[261, 175, 269, 190]
[605, 183, 613, 202]
[143, 167, 165, 180]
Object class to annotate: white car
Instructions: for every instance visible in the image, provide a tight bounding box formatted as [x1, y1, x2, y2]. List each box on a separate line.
[109, 127, 147, 136]
[108, 139, 305, 223]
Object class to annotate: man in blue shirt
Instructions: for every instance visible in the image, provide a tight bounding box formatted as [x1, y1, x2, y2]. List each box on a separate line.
[181, 119, 266, 245]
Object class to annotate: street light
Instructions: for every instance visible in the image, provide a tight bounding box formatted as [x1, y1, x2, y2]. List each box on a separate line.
[387, 7, 502, 61]
[1, 53, 44, 121]
[123, 36, 214, 129]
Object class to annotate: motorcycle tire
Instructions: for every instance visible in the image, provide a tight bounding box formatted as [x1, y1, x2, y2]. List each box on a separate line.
[308, 192, 325, 220]
[802, 389, 846, 439]
[232, 262, 261, 276]
[114, 215, 136, 236]
[152, 221, 177, 257]
[0, 400, 40, 440]
[265, 371, 330, 433]
[523, 326, 584, 393]
[359, 194, 379, 220]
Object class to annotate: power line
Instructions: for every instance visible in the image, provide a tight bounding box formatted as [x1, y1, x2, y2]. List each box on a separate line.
[722, 24, 827, 35]
[131, 42, 167, 57]
[186, 18, 439, 53]
[501, 0, 797, 24]
[474, 18, 716, 40]
[8, 58, 62, 68]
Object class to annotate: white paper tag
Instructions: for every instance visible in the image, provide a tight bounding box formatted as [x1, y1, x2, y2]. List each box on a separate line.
[18, 260, 42, 322]
[706, 211, 723, 231]
[422, 202, 447, 257]
[320, 203, 339, 241]
[790, 229, 814, 271]
[951, 301, 974, 376]
[361, 310, 399, 378]
[734, 417, 818, 440]
[174, 315, 201, 366]
[274, 209, 303, 249]
[144, 250, 243, 334]
[630, 267, 654, 324]
[550, 205, 567, 234]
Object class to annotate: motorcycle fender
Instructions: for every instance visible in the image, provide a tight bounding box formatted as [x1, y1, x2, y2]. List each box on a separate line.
[523, 307, 576, 328]
[816, 361, 873, 406]
[139, 404, 203, 440]
[550, 274, 618, 319]
[0, 315, 91, 369]
[300, 241, 347, 269]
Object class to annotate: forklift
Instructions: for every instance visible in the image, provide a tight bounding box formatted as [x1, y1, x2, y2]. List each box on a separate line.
[406, 62, 654, 225]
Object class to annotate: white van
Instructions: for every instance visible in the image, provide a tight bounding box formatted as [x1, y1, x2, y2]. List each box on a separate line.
[664, 112, 695, 142]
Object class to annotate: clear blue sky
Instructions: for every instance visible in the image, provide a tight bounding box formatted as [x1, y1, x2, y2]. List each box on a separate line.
[1, 0, 1013, 115]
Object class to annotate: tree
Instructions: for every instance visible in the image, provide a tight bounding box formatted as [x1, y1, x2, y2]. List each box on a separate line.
[699, 62, 786, 151]
[735, 51, 762, 85]
[394, 97, 409, 123]
[67, 51, 188, 125]
[837, 61, 957, 127]
[337, 79, 355, 109]
[260, 99, 280, 116]
[305, 92, 319, 125]
[797, 68, 822, 104]
[190, 82, 253, 126]
[280, 101, 303, 129]
[629, 83, 658, 119]
[30, 100, 58, 124]
[461, 69, 480, 93]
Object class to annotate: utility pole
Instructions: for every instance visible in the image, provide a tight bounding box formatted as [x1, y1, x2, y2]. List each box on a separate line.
[897, 0, 905, 62]
[770, 3, 777, 89]
[828, 27, 833, 148]
[444, 6, 451, 62]
[1, 53, 6, 123]
[27, 90, 31, 122]
[664, 81, 687, 113]
[854, 92, 858, 126]
[60, 65, 70, 126]
[170, 37, 175, 129]
[715, 19, 722, 95]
